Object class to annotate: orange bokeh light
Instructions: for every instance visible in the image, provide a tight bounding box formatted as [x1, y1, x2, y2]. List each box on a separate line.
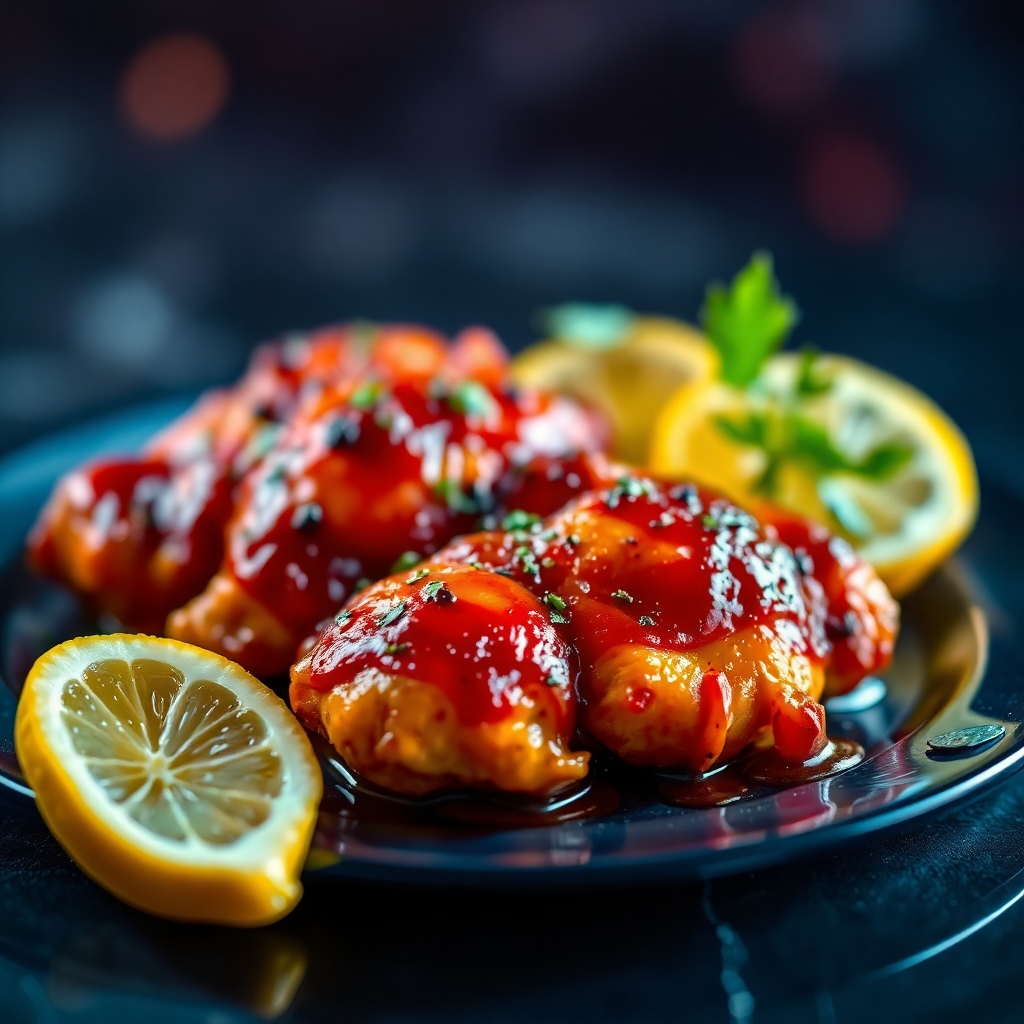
[120, 33, 230, 142]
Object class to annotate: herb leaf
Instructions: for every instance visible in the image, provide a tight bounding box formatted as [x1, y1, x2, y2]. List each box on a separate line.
[377, 602, 407, 628]
[447, 380, 498, 419]
[502, 509, 541, 531]
[701, 252, 800, 388]
[795, 347, 833, 397]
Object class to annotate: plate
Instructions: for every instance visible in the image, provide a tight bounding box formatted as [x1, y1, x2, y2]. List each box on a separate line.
[1, 400, 1022, 885]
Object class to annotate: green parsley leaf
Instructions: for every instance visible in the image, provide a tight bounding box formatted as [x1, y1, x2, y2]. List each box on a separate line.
[714, 412, 770, 447]
[406, 567, 431, 584]
[795, 347, 833, 397]
[543, 593, 567, 611]
[701, 252, 800, 388]
[538, 303, 634, 350]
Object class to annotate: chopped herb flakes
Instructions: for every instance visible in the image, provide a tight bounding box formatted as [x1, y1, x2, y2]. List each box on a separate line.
[605, 475, 656, 508]
[385, 642, 410, 655]
[334, 609, 352, 625]
[377, 602, 407, 628]
[502, 509, 541, 531]
[406, 567, 431, 584]
[611, 589, 634, 603]
[349, 382, 382, 410]
[424, 580, 456, 603]
[638, 614, 656, 626]
[543, 593, 567, 611]
[549, 611, 570, 625]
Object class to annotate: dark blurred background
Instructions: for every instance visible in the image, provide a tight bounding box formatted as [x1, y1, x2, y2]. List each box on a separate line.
[0, 0, 1021, 491]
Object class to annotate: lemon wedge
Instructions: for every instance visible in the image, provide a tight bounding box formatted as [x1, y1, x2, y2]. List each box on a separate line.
[512, 310, 718, 463]
[649, 352, 978, 596]
[15, 634, 322, 926]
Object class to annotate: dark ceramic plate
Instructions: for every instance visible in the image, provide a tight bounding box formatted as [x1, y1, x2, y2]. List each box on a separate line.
[1, 400, 1022, 885]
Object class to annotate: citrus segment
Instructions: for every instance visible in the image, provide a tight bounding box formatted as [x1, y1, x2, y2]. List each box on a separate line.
[15, 635, 322, 925]
[649, 353, 978, 596]
[512, 316, 718, 463]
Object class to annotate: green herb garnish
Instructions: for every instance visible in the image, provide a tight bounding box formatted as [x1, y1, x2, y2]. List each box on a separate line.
[713, 408, 913, 497]
[611, 589, 634, 603]
[433, 479, 481, 515]
[701, 252, 800, 388]
[638, 614, 656, 627]
[502, 509, 541, 531]
[377, 602, 406, 628]
[406, 567, 431, 584]
[349, 381, 383, 411]
[447, 380, 498, 419]
[423, 580, 456, 603]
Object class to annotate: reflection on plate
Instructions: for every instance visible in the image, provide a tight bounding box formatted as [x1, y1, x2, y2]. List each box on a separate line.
[0, 402, 1022, 884]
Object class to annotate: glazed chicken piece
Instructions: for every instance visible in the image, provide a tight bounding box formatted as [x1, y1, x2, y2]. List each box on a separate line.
[290, 566, 588, 795]
[27, 324, 510, 633]
[436, 474, 898, 773]
[168, 376, 606, 676]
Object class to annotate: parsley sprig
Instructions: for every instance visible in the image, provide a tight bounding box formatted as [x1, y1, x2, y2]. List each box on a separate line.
[703, 254, 914, 509]
[701, 252, 800, 389]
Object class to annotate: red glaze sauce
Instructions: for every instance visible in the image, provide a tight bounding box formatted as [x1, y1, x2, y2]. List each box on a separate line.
[766, 512, 898, 692]
[292, 566, 578, 731]
[28, 456, 232, 630]
[28, 322, 551, 631]
[439, 476, 830, 662]
[225, 379, 605, 638]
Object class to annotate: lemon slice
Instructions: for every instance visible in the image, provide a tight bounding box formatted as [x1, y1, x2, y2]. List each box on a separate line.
[15, 634, 322, 925]
[512, 312, 718, 463]
[649, 353, 978, 596]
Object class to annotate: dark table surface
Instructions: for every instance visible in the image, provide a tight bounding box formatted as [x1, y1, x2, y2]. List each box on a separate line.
[2, 2, 1024, 1021]
[2, 765, 1024, 1023]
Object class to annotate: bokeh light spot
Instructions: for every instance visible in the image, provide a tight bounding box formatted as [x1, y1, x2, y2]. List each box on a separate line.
[732, 11, 833, 119]
[120, 33, 229, 142]
[802, 134, 905, 244]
